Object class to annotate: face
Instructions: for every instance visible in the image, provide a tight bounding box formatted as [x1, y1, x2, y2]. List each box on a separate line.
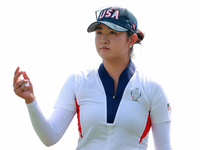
[95, 24, 134, 62]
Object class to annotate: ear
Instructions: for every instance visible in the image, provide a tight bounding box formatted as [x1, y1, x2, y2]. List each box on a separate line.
[129, 33, 137, 47]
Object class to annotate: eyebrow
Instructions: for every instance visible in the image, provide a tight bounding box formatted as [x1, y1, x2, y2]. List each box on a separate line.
[95, 27, 102, 30]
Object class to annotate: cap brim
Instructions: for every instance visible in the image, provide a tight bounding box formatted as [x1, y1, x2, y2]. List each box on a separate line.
[87, 21, 128, 33]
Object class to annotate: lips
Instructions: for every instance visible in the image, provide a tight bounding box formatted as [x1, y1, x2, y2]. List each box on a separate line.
[100, 46, 110, 50]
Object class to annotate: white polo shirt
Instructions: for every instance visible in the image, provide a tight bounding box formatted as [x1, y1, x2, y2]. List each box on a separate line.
[54, 61, 172, 150]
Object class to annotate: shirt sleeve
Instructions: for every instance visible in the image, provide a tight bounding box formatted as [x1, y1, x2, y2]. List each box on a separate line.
[26, 100, 75, 147]
[152, 121, 172, 150]
[150, 82, 172, 125]
[54, 74, 77, 113]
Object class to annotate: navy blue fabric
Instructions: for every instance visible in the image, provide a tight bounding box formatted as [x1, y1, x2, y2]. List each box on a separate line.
[87, 7, 137, 33]
[98, 61, 135, 123]
[97, 8, 137, 33]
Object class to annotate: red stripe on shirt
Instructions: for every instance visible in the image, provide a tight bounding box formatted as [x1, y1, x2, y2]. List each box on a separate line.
[75, 97, 83, 138]
[139, 111, 151, 143]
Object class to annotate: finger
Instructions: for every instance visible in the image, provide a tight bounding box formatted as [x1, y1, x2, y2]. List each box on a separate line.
[13, 71, 24, 86]
[23, 71, 32, 87]
[13, 79, 29, 91]
[23, 71, 34, 89]
[14, 84, 30, 96]
[14, 67, 20, 75]
[21, 84, 30, 91]
[23, 71, 30, 80]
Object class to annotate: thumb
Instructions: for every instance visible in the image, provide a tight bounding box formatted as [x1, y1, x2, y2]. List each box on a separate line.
[23, 71, 34, 87]
[23, 71, 34, 92]
[23, 71, 30, 80]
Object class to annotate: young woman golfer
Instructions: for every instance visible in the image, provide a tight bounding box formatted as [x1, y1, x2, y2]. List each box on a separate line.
[13, 6, 172, 150]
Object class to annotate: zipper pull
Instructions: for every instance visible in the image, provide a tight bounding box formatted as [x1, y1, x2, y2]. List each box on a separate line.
[113, 95, 115, 99]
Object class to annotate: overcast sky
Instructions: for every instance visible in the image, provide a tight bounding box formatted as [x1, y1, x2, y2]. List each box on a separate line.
[0, 0, 200, 149]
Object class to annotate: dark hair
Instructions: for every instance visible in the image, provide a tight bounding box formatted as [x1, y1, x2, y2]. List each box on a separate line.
[127, 29, 144, 58]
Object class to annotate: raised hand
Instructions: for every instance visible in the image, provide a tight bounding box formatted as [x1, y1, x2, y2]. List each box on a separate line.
[13, 67, 36, 104]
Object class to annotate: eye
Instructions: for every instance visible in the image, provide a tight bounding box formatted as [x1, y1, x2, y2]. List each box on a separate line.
[110, 31, 117, 35]
[96, 31, 102, 35]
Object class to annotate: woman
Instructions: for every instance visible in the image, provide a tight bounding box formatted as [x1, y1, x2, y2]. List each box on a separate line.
[13, 7, 172, 150]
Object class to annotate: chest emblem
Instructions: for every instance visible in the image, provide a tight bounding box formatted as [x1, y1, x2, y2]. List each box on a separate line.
[131, 88, 141, 101]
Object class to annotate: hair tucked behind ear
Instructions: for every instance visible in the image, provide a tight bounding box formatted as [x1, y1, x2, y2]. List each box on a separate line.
[127, 29, 144, 44]
[127, 29, 144, 58]
[135, 29, 144, 44]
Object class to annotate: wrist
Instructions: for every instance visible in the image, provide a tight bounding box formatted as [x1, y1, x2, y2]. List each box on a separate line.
[25, 96, 36, 104]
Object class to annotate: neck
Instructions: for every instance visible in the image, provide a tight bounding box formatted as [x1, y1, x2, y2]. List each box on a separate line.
[103, 58, 130, 80]
[102, 58, 130, 95]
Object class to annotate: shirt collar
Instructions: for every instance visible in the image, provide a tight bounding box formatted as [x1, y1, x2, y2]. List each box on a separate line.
[98, 60, 135, 82]
[98, 60, 135, 123]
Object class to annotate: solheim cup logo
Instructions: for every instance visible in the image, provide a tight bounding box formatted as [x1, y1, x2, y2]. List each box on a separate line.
[131, 88, 141, 101]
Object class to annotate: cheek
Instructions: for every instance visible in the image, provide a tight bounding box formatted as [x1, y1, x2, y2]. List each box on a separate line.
[113, 37, 127, 49]
[95, 36, 101, 55]
[95, 36, 100, 48]
[113, 38, 130, 55]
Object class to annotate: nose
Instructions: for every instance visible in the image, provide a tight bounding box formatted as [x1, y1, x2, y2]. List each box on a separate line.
[101, 36, 109, 44]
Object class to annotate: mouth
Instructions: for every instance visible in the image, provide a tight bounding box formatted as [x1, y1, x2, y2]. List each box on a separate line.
[100, 47, 110, 50]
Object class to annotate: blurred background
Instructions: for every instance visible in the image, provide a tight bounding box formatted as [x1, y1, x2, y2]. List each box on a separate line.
[0, 0, 199, 149]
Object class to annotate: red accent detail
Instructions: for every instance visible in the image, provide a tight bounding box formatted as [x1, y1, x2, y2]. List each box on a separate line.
[75, 97, 83, 138]
[131, 24, 136, 30]
[111, 10, 119, 20]
[105, 9, 113, 18]
[139, 111, 151, 143]
[99, 10, 106, 19]
[167, 103, 171, 111]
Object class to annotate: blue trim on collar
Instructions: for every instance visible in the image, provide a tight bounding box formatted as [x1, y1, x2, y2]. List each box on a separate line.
[98, 61, 135, 123]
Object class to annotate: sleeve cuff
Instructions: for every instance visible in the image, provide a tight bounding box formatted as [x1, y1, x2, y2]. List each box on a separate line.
[26, 99, 37, 107]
